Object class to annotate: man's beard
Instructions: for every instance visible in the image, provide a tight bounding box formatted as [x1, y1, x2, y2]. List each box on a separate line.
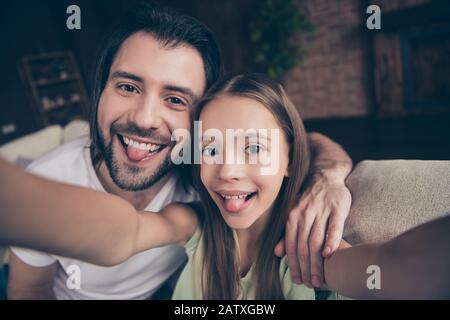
[97, 122, 175, 192]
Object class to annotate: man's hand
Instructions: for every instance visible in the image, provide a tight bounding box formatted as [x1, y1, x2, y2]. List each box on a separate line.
[275, 132, 352, 289]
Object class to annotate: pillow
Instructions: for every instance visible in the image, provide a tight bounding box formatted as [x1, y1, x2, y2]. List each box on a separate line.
[63, 119, 89, 143]
[0, 125, 63, 163]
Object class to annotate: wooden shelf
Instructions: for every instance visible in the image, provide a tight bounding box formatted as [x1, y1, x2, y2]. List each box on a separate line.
[20, 51, 89, 127]
[35, 75, 79, 87]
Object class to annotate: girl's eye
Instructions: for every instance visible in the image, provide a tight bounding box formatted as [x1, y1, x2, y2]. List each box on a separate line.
[118, 84, 139, 93]
[203, 146, 219, 157]
[246, 144, 263, 155]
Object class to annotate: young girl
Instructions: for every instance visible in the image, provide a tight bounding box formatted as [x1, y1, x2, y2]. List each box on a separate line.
[172, 73, 314, 299]
[1, 74, 449, 299]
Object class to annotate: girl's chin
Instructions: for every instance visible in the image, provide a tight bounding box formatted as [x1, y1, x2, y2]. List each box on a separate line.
[220, 214, 256, 230]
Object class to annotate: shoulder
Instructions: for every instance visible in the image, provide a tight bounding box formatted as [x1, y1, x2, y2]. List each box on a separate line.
[26, 136, 94, 184]
[171, 180, 200, 203]
[27, 135, 90, 172]
[158, 202, 201, 247]
[184, 226, 203, 258]
[161, 202, 200, 221]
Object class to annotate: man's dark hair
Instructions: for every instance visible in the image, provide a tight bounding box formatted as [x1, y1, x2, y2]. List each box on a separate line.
[89, 3, 224, 166]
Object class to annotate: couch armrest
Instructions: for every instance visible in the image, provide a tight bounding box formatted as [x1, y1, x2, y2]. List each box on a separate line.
[344, 160, 450, 245]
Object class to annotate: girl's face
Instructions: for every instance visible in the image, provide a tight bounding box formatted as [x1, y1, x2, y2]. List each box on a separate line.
[199, 95, 290, 230]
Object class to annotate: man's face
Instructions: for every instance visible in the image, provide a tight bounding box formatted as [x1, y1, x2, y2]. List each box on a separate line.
[97, 31, 206, 191]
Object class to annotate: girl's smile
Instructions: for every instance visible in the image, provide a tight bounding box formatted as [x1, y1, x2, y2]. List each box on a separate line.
[214, 189, 258, 213]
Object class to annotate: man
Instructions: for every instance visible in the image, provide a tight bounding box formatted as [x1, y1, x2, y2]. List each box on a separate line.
[8, 4, 351, 299]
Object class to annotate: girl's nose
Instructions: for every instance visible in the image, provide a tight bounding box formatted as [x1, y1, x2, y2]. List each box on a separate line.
[218, 162, 247, 182]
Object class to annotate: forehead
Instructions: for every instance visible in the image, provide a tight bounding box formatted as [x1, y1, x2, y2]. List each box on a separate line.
[110, 31, 206, 95]
[200, 95, 281, 132]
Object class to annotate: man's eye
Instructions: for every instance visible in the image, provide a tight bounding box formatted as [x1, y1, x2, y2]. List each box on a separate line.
[203, 146, 219, 157]
[118, 84, 138, 93]
[167, 97, 186, 106]
[246, 144, 263, 155]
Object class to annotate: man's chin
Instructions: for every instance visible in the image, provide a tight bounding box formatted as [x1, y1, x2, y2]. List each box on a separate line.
[107, 151, 174, 192]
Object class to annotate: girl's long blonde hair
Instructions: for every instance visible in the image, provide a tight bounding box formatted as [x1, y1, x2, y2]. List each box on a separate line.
[192, 74, 310, 299]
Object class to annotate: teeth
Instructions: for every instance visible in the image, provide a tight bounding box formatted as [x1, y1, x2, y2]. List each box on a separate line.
[122, 135, 163, 152]
[150, 144, 160, 152]
[220, 193, 252, 200]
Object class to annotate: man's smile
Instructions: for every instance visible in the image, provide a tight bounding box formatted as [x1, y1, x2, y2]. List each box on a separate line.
[117, 133, 168, 163]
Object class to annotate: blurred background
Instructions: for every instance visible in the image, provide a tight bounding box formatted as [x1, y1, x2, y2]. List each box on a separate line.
[0, 0, 449, 163]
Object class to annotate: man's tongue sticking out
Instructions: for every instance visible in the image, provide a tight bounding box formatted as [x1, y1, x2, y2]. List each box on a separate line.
[126, 144, 149, 162]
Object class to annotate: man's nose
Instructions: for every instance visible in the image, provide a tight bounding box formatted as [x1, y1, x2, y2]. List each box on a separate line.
[130, 94, 163, 129]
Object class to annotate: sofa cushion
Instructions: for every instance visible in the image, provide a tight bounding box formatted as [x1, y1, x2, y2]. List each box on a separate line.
[63, 119, 89, 143]
[0, 125, 62, 163]
[344, 160, 450, 244]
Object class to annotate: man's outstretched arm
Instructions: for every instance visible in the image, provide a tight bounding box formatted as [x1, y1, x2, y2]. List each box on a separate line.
[324, 214, 450, 299]
[276, 132, 353, 288]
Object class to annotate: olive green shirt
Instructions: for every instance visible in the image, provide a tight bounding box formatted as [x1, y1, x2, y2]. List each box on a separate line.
[172, 227, 336, 300]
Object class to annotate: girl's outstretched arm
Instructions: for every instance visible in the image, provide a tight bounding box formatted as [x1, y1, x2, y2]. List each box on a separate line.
[324, 214, 450, 299]
[0, 158, 197, 266]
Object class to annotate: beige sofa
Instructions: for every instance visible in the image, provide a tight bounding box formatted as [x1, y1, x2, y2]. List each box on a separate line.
[345, 160, 450, 243]
[0, 120, 89, 165]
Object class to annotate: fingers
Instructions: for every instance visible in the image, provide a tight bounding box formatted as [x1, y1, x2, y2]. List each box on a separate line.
[338, 239, 352, 249]
[297, 209, 315, 287]
[322, 208, 347, 257]
[309, 213, 329, 288]
[286, 206, 302, 284]
[274, 239, 285, 257]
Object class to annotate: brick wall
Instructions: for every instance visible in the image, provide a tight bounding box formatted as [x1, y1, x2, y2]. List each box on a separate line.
[283, 0, 430, 119]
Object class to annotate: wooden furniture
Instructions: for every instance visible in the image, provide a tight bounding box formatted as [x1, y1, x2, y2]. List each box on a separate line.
[372, 1, 450, 117]
[20, 51, 89, 127]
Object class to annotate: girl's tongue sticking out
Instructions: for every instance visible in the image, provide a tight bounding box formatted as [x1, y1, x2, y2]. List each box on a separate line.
[219, 192, 255, 213]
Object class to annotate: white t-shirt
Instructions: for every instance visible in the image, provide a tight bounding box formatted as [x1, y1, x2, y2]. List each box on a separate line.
[11, 136, 198, 300]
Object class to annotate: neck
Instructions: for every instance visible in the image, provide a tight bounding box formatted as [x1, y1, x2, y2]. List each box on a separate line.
[96, 160, 171, 211]
[235, 210, 271, 276]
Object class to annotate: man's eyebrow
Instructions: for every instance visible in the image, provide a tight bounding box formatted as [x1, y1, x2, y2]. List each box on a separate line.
[164, 85, 198, 101]
[110, 70, 144, 83]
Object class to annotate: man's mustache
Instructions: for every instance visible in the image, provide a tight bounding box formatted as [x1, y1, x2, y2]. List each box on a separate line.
[110, 122, 173, 145]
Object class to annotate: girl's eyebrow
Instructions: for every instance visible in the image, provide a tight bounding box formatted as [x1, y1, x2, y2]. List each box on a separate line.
[201, 135, 215, 143]
[237, 131, 271, 142]
[200, 131, 271, 144]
